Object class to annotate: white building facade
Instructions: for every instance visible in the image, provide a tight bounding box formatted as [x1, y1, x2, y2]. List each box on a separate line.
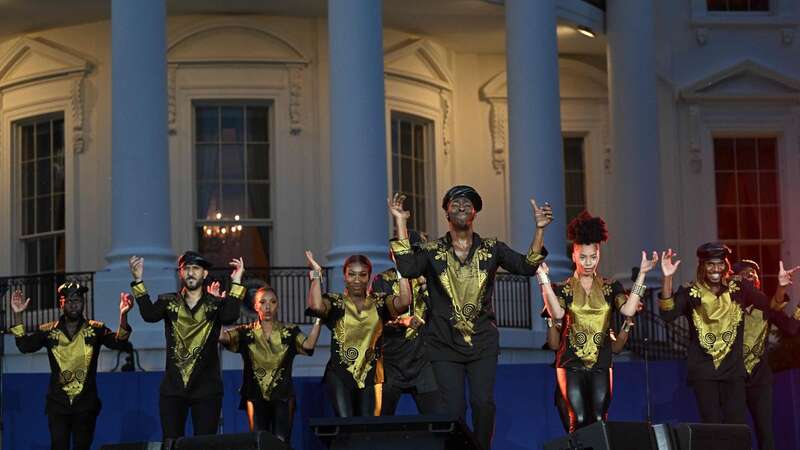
[1, 0, 799, 375]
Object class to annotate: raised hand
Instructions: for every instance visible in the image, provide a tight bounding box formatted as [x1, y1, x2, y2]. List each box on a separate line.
[531, 199, 553, 229]
[207, 281, 227, 298]
[388, 193, 411, 222]
[640, 251, 659, 274]
[229, 257, 245, 284]
[661, 249, 681, 277]
[119, 293, 133, 315]
[305, 250, 322, 273]
[778, 260, 800, 287]
[10, 290, 30, 314]
[129, 256, 144, 282]
[537, 262, 550, 276]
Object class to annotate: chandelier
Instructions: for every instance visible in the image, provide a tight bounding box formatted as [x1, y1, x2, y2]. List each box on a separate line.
[202, 212, 243, 241]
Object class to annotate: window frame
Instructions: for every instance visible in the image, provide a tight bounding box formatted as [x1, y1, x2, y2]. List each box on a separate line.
[191, 100, 275, 267]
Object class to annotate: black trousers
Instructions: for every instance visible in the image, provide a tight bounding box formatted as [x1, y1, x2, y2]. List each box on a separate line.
[47, 411, 98, 450]
[324, 371, 376, 417]
[250, 397, 294, 442]
[380, 383, 441, 415]
[554, 385, 571, 433]
[557, 367, 612, 433]
[691, 378, 747, 424]
[431, 357, 497, 450]
[159, 395, 222, 439]
[746, 382, 774, 450]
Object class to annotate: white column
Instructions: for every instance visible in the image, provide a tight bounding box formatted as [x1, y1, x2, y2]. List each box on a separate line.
[94, 0, 175, 354]
[505, 0, 568, 337]
[606, 0, 663, 281]
[326, 0, 391, 288]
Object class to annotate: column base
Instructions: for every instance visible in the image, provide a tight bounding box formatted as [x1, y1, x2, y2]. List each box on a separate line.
[325, 243, 393, 291]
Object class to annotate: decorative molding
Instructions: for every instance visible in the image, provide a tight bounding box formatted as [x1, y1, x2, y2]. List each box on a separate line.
[0, 37, 91, 90]
[782, 27, 795, 46]
[384, 38, 454, 91]
[288, 66, 303, 135]
[679, 59, 800, 101]
[688, 105, 702, 174]
[695, 27, 709, 46]
[70, 74, 86, 153]
[167, 64, 177, 135]
[488, 100, 507, 174]
[439, 90, 451, 156]
[602, 118, 612, 174]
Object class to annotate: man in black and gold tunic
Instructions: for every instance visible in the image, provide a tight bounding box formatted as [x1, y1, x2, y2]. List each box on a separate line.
[371, 230, 439, 415]
[734, 259, 800, 450]
[129, 251, 245, 438]
[388, 186, 551, 450]
[11, 282, 132, 450]
[659, 243, 799, 425]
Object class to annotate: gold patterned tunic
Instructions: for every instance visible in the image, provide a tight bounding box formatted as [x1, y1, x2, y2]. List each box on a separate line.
[391, 232, 546, 362]
[315, 292, 390, 389]
[659, 279, 773, 382]
[552, 275, 627, 369]
[223, 321, 311, 402]
[742, 304, 800, 386]
[132, 281, 244, 398]
[12, 317, 131, 414]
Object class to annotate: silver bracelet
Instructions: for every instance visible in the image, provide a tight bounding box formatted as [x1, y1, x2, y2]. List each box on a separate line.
[536, 272, 550, 286]
[631, 282, 646, 297]
[309, 269, 322, 280]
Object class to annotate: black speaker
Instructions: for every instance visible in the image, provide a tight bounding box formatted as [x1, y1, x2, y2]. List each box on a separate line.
[173, 432, 289, 450]
[543, 421, 657, 450]
[669, 423, 751, 450]
[309, 415, 481, 450]
[100, 443, 172, 450]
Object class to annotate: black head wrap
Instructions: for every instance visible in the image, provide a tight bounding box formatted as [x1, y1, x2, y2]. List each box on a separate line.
[732, 259, 760, 275]
[696, 242, 732, 261]
[567, 211, 608, 245]
[441, 185, 483, 212]
[177, 251, 212, 270]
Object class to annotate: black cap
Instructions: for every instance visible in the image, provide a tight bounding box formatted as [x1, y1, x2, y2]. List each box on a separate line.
[441, 185, 483, 212]
[177, 251, 212, 270]
[57, 282, 88, 299]
[696, 242, 732, 261]
[732, 259, 760, 275]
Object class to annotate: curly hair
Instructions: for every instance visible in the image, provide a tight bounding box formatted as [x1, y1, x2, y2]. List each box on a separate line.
[567, 211, 608, 245]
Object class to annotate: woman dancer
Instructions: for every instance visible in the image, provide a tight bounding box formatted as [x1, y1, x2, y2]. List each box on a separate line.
[219, 283, 321, 441]
[537, 211, 656, 432]
[305, 252, 410, 417]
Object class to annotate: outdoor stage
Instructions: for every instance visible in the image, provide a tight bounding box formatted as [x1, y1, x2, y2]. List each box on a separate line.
[5, 361, 800, 450]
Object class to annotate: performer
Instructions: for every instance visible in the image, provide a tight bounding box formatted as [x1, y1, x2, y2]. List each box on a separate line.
[371, 228, 439, 415]
[658, 243, 798, 424]
[733, 260, 800, 450]
[11, 283, 132, 450]
[388, 186, 550, 450]
[536, 212, 655, 432]
[129, 251, 245, 438]
[219, 283, 322, 441]
[305, 251, 410, 417]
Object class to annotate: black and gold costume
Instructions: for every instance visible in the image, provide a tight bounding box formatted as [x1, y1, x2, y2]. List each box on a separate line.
[551, 275, 626, 432]
[12, 317, 131, 450]
[659, 279, 773, 424]
[310, 292, 391, 417]
[742, 304, 800, 450]
[132, 281, 244, 438]
[223, 321, 312, 440]
[391, 233, 545, 450]
[371, 269, 439, 415]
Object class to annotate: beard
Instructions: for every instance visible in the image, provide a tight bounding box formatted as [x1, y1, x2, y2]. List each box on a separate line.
[183, 276, 203, 291]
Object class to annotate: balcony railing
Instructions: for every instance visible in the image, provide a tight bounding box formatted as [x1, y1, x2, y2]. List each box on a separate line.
[612, 287, 689, 360]
[0, 272, 95, 332]
[493, 272, 533, 329]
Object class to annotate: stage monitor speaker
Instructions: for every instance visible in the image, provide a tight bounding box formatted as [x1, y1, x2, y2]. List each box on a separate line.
[669, 423, 751, 450]
[309, 414, 481, 450]
[543, 421, 657, 450]
[100, 443, 172, 450]
[173, 432, 288, 450]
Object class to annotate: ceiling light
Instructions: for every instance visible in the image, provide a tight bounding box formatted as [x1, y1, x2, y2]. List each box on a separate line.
[576, 26, 596, 38]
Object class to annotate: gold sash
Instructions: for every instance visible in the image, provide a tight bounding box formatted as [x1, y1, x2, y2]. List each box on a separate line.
[172, 299, 215, 387]
[564, 276, 612, 368]
[51, 323, 95, 403]
[333, 295, 383, 388]
[689, 282, 743, 369]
